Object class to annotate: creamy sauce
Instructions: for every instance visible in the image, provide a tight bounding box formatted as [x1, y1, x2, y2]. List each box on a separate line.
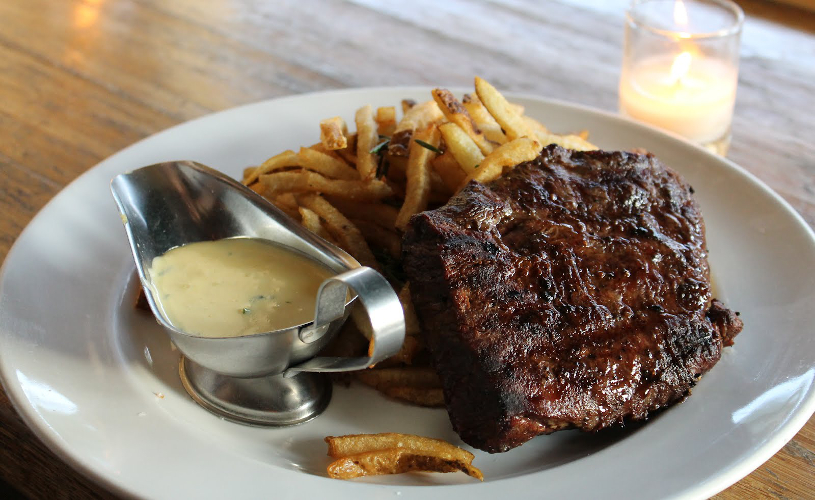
[148, 238, 333, 338]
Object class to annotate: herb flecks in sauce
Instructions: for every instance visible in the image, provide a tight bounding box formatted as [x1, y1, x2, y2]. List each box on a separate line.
[148, 238, 333, 338]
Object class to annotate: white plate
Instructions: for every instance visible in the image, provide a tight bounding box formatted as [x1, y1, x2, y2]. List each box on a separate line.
[1, 88, 814, 500]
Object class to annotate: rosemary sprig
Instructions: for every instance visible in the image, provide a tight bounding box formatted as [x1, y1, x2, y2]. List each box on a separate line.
[414, 139, 442, 154]
[369, 139, 390, 155]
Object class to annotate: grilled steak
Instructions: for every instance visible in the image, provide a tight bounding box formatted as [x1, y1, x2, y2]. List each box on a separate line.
[402, 145, 742, 453]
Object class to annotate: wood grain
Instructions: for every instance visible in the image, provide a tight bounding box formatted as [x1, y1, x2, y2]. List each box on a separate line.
[0, 0, 813, 498]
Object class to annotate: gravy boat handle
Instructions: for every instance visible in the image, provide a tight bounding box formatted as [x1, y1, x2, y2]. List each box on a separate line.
[284, 266, 405, 377]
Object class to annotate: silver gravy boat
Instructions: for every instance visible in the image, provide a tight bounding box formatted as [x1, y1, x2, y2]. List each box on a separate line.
[111, 161, 405, 426]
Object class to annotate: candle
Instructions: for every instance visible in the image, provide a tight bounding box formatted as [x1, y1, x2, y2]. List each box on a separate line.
[619, 52, 737, 143]
[619, 0, 743, 155]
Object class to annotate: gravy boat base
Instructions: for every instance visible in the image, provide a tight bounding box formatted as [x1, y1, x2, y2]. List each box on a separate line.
[179, 358, 331, 426]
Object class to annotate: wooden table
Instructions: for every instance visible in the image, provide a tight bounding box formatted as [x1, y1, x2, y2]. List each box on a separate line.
[1, 0, 813, 498]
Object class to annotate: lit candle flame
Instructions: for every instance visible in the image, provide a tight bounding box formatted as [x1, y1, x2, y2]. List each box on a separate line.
[673, 0, 688, 26]
[670, 52, 693, 85]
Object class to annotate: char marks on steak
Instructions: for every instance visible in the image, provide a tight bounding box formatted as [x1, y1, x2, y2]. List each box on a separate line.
[402, 145, 742, 453]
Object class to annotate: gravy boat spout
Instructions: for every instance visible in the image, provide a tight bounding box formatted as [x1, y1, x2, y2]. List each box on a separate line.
[110, 160, 405, 426]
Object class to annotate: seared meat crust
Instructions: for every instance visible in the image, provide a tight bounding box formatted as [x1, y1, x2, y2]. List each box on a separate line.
[402, 145, 742, 453]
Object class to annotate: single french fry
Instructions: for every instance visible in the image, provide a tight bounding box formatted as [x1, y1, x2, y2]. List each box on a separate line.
[320, 116, 348, 150]
[429, 169, 452, 198]
[395, 125, 441, 230]
[324, 197, 399, 229]
[523, 117, 598, 150]
[459, 137, 540, 189]
[264, 192, 300, 220]
[242, 166, 258, 182]
[375, 335, 423, 367]
[321, 320, 369, 359]
[243, 150, 298, 185]
[430, 151, 467, 193]
[326, 448, 482, 480]
[260, 170, 393, 202]
[535, 132, 598, 151]
[438, 122, 485, 174]
[383, 154, 408, 181]
[334, 133, 358, 166]
[462, 93, 507, 144]
[325, 433, 475, 463]
[297, 147, 359, 180]
[298, 206, 333, 241]
[325, 434, 482, 480]
[383, 387, 446, 408]
[296, 194, 379, 269]
[352, 219, 401, 259]
[355, 105, 379, 180]
[299, 206, 321, 232]
[474, 77, 535, 141]
[356, 367, 441, 390]
[272, 192, 298, 211]
[388, 100, 444, 157]
[432, 88, 495, 155]
[384, 177, 406, 201]
[350, 301, 373, 341]
[401, 99, 416, 114]
[398, 284, 420, 336]
[375, 106, 397, 137]
[308, 141, 336, 156]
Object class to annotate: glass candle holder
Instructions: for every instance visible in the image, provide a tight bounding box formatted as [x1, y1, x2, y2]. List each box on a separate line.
[619, 0, 743, 155]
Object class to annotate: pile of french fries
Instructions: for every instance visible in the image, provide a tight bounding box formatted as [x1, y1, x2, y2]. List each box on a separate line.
[242, 77, 597, 407]
[325, 433, 483, 481]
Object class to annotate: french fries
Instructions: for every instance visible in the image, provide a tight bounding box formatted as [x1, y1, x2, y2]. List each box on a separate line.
[298, 206, 332, 241]
[352, 219, 402, 260]
[237, 77, 598, 414]
[297, 194, 379, 269]
[325, 433, 483, 481]
[323, 197, 399, 230]
[242, 150, 298, 185]
[388, 100, 443, 157]
[462, 93, 507, 144]
[297, 147, 360, 180]
[268, 193, 300, 220]
[431, 151, 467, 192]
[475, 76, 535, 141]
[356, 367, 441, 390]
[382, 386, 445, 407]
[432, 88, 495, 154]
[395, 124, 441, 230]
[260, 170, 393, 201]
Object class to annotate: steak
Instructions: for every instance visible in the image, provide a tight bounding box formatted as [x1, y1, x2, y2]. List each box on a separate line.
[402, 145, 742, 453]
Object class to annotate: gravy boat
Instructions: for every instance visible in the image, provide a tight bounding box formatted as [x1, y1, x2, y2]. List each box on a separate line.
[111, 161, 405, 426]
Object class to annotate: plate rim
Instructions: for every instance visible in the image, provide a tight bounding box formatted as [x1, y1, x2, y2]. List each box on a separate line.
[1, 86, 814, 499]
